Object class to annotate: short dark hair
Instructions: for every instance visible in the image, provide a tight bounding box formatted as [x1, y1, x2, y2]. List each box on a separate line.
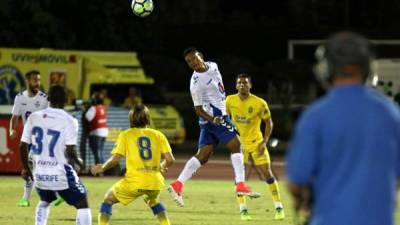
[48, 85, 66, 106]
[129, 103, 151, 128]
[25, 70, 40, 80]
[236, 73, 252, 82]
[183, 47, 199, 58]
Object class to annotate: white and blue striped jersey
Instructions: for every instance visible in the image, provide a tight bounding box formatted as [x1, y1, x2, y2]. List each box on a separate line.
[11, 90, 48, 124]
[21, 107, 79, 190]
[190, 62, 227, 124]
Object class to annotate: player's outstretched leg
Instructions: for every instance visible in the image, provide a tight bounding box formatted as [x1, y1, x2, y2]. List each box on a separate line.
[169, 145, 211, 207]
[35, 201, 50, 225]
[168, 156, 202, 207]
[17, 179, 34, 207]
[226, 137, 260, 198]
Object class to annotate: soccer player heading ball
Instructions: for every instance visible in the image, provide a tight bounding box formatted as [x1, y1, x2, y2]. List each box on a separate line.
[168, 48, 260, 207]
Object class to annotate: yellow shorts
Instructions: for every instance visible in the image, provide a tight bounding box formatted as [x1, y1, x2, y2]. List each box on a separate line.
[111, 179, 160, 206]
[242, 142, 271, 166]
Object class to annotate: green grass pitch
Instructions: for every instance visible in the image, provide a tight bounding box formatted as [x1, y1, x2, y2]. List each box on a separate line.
[0, 176, 399, 225]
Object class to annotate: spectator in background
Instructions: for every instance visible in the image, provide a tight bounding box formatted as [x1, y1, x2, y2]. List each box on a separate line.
[123, 87, 142, 109]
[286, 32, 400, 225]
[85, 92, 108, 164]
[100, 88, 112, 107]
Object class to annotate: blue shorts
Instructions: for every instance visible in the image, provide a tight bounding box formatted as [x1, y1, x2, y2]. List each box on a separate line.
[198, 115, 238, 148]
[36, 166, 87, 206]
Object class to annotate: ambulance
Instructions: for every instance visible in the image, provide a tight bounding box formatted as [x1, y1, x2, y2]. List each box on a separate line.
[0, 47, 185, 145]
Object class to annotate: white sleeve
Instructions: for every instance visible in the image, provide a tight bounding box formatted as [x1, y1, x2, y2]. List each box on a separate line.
[65, 118, 78, 145]
[191, 84, 203, 106]
[20, 115, 32, 144]
[85, 106, 96, 121]
[11, 95, 21, 116]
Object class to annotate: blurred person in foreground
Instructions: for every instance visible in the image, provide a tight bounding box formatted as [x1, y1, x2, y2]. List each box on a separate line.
[91, 103, 175, 225]
[226, 73, 284, 221]
[19, 85, 91, 225]
[286, 31, 400, 225]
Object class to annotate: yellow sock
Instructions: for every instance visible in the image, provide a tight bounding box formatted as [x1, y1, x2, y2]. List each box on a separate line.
[156, 212, 171, 225]
[98, 212, 111, 225]
[236, 195, 247, 212]
[267, 177, 283, 208]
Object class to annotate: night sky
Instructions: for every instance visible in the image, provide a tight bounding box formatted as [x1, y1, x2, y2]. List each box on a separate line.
[1, 0, 400, 91]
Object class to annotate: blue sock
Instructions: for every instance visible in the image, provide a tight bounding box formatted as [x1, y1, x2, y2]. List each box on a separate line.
[266, 176, 276, 184]
[100, 202, 112, 215]
[151, 203, 166, 215]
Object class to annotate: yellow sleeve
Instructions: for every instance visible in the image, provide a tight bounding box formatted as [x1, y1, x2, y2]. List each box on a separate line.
[111, 132, 126, 156]
[260, 99, 271, 120]
[159, 132, 172, 154]
[225, 96, 231, 115]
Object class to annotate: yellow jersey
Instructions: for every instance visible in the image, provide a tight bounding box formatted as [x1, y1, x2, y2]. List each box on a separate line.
[226, 94, 271, 146]
[111, 127, 172, 190]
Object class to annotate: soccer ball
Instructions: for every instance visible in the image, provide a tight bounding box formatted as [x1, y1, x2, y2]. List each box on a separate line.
[131, 0, 154, 17]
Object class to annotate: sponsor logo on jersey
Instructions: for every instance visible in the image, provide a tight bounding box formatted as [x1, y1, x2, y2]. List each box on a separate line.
[0, 65, 25, 104]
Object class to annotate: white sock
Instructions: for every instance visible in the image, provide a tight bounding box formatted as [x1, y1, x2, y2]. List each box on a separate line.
[23, 180, 34, 200]
[231, 153, 245, 183]
[275, 202, 283, 209]
[177, 157, 202, 184]
[76, 208, 92, 225]
[35, 201, 50, 225]
[239, 204, 247, 212]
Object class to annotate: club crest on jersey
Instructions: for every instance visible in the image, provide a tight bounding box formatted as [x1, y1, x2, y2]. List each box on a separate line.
[218, 82, 225, 94]
[0, 65, 25, 104]
[35, 101, 40, 108]
[248, 106, 253, 114]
